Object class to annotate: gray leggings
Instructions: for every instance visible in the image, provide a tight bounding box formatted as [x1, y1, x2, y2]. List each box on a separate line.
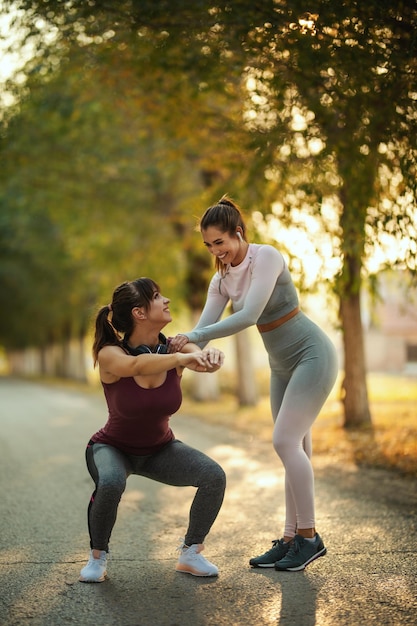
[261, 312, 338, 536]
[85, 439, 226, 552]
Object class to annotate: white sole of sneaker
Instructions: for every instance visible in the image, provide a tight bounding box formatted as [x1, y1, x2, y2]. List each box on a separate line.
[175, 565, 218, 577]
[276, 547, 327, 572]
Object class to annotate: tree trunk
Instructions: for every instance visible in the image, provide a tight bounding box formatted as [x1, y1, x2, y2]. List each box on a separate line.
[339, 293, 372, 428]
[188, 309, 220, 401]
[189, 369, 220, 401]
[235, 329, 258, 406]
[76, 334, 88, 382]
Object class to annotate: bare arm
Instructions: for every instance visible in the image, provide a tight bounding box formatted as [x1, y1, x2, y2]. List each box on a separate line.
[98, 344, 224, 382]
[98, 344, 209, 379]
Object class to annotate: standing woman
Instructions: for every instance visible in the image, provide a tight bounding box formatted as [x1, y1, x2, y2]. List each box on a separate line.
[79, 278, 226, 582]
[169, 197, 338, 572]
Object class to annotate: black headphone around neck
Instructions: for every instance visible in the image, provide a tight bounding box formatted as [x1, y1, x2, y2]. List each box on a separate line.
[122, 333, 169, 356]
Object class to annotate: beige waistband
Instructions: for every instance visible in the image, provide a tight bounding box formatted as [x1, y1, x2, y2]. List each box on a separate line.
[256, 307, 300, 333]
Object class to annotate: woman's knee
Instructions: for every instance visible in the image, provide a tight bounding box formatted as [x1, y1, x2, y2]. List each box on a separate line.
[202, 461, 226, 491]
[97, 476, 126, 501]
[215, 464, 226, 488]
[272, 431, 294, 461]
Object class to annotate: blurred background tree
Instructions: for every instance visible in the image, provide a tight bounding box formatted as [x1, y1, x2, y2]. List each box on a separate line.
[1, 0, 416, 425]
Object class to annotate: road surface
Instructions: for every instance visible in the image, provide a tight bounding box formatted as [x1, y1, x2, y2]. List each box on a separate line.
[0, 377, 416, 625]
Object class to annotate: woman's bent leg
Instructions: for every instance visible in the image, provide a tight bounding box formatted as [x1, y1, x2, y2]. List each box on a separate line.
[139, 440, 226, 545]
[85, 443, 129, 551]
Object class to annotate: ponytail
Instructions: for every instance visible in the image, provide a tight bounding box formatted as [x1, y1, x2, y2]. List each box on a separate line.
[91, 278, 159, 366]
[92, 305, 121, 366]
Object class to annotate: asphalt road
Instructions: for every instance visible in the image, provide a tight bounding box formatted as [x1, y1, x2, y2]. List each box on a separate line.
[0, 377, 416, 626]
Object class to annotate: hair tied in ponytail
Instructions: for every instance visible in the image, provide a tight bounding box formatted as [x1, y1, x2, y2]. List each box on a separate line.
[218, 194, 234, 208]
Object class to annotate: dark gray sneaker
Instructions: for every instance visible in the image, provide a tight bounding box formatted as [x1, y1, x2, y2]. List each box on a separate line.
[249, 538, 291, 568]
[274, 533, 326, 571]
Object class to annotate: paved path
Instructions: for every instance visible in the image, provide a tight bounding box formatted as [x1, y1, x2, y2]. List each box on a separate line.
[0, 377, 416, 626]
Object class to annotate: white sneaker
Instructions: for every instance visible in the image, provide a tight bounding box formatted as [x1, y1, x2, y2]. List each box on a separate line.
[79, 550, 107, 583]
[175, 541, 218, 577]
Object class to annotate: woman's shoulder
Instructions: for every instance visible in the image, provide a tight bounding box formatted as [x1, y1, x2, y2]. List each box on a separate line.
[250, 242, 283, 260]
[99, 343, 126, 355]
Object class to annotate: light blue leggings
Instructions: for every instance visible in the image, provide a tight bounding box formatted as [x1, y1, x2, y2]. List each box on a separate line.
[260, 312, 338, 537]
[85, 439, 226, 551]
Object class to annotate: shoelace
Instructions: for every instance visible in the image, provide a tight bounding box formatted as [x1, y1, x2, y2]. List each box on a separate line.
[265, 539, 283, 554]
[176, 539, 204, 557]
[176, 538, 186, 555]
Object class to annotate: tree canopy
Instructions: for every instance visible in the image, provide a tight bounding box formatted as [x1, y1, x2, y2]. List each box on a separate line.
[1, 0, 416, 424]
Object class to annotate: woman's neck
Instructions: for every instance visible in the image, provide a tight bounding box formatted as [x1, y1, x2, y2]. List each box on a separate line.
[231, 242, 250, 266]
[128, 329, 161, 350]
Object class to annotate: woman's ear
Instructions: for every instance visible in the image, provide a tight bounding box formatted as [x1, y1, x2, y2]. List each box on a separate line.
[132, 307, 146, 320]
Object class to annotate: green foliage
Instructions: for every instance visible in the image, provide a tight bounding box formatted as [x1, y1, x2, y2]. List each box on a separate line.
[0, 191, 83, 347]
[0, 29, 246, 349]
[1, 0, 416, 357]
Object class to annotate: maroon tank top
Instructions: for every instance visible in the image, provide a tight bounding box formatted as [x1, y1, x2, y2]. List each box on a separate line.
[91, 368, 182, 455]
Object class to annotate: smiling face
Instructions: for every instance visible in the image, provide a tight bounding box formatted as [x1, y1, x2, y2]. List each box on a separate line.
[133, 289, 172, 329]
[202, 226, 247, 267]
[148, 290, 172, 325]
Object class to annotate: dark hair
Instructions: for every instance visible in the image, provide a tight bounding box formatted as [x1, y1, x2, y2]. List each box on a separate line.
[199, 195, 247, 274]
[92, 278, 160, 365]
